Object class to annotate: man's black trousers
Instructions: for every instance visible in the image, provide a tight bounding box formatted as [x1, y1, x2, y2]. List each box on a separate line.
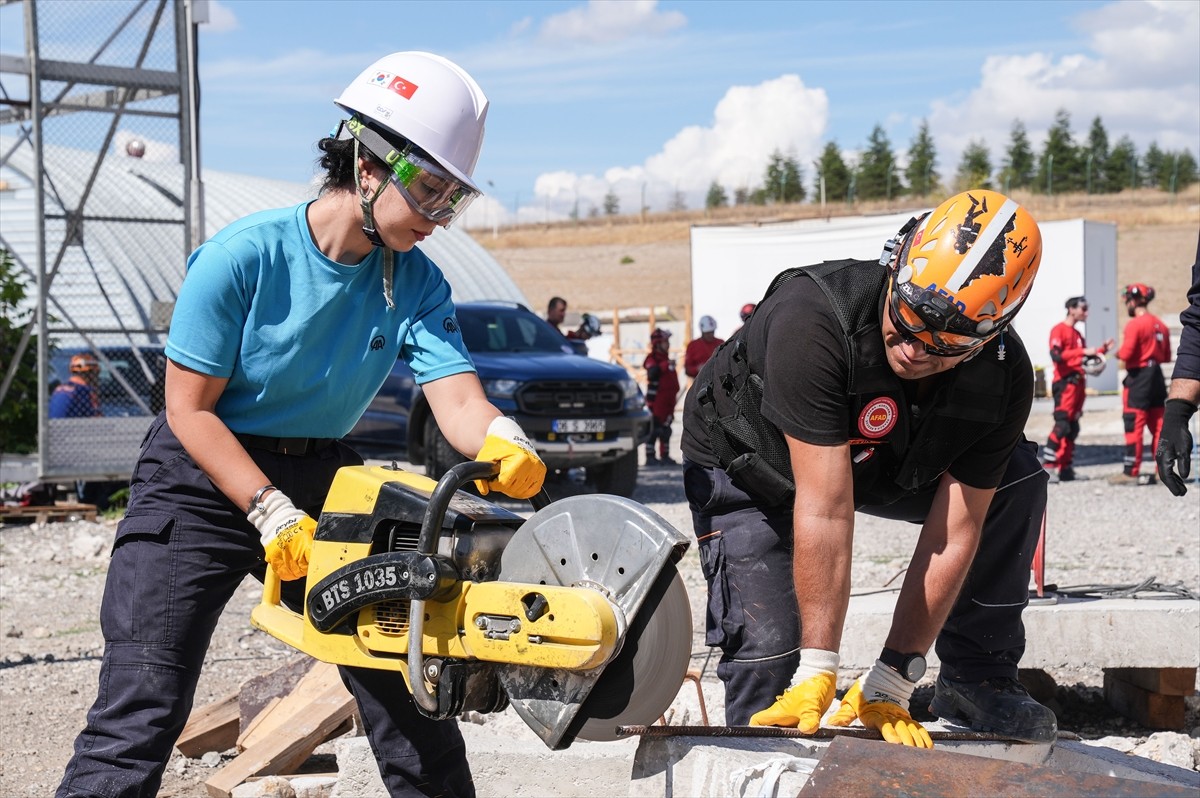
[684, 439, 1047, 726]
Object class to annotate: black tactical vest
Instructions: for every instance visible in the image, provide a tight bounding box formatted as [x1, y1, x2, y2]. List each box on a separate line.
[696, 259, 1017, 505]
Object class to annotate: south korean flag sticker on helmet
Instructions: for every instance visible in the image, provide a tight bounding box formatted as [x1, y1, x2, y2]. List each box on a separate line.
[859, 397, 898, 438]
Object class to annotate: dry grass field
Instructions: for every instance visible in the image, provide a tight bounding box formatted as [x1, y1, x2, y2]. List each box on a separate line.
[472, 187, 1200, 340]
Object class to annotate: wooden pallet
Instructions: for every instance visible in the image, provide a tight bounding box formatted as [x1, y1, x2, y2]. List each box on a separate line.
[0, 502, 97, 524]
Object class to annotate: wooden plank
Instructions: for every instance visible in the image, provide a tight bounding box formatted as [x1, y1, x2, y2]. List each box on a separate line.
[1106, 667, 1197, 696]
[176, 691, 240, 758]
[235, 697, 281, 752]
[1103, 671, 1186, 729]
[203, 678, 356, 798]
[238, 655, 316, 731]
[0, 503, 97, 524]
[238, 662, 343, 752]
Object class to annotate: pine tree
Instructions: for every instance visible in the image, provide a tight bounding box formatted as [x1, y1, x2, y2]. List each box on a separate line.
[1142, 142, 1166, 189]
[763, 150, 805, 204]
[905, 120, 939, 198]
[1104, 135, 1139, 193]
[705, 181, 728, 209]
[856, 125, 901, 201]
[603, 190, 620, 216]
[1000, 119, 1036, 191]
[1037, 109, 1083, 194]
[955, 140, 993, 190]
[1174, 150, 1198, 191]
[1084, 116, 1109, 194]
[813, 142, 850, 203]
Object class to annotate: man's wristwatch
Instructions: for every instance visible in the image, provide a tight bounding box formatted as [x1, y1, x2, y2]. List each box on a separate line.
[880, 647, 927, 682]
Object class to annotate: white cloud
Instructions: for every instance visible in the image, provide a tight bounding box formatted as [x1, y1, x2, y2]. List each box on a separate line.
[928, 0, 1199, 178]
[480, 74, 828, 227]
[197, 0, 238, 33]
[540, 0, 686, 45]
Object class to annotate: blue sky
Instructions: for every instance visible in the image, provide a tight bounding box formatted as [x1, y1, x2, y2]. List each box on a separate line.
[5, 0, 1199, 229]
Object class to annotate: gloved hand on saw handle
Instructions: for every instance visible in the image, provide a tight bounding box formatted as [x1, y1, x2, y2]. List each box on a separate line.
[1156, 398, 1197, 497]
[749, 649, 839, 732]
[250, 489, 318, 581]
[829, 660, 934, 748]
[474, 416, 546, 499]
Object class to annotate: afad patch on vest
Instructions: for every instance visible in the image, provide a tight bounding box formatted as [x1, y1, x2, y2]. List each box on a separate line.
[858, 397, 898, 438]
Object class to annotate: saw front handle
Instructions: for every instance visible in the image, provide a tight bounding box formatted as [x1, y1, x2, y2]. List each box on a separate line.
[408, 461, 550, 713]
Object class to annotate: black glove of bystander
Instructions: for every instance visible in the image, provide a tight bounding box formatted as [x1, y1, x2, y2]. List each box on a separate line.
[1156, 398, 1198, 496]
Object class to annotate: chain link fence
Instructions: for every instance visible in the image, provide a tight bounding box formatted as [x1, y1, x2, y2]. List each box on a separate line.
[1, 0, 199, 489]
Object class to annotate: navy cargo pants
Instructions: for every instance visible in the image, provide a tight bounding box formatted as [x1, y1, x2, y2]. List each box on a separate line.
[684, 439, 1047, 726]
[57, 413, 473, 798]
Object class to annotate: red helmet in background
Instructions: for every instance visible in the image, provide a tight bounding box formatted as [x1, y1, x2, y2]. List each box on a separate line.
[1122, 283, 1155, 304]
[650, 328, 672, 343]
[739, 303, 756, 322]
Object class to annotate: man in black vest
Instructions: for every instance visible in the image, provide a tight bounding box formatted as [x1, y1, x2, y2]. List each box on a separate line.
[681, 190, 1056, 746]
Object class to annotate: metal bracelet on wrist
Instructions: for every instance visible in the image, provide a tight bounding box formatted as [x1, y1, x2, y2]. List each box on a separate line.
[247, 484, 277, 516]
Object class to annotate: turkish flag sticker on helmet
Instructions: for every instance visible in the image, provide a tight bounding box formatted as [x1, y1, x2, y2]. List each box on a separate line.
[387, 76, 418, 99]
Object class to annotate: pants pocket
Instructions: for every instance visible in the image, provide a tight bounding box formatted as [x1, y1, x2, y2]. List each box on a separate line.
[101, 514, 175, 643]
[697, 531, 742, 649]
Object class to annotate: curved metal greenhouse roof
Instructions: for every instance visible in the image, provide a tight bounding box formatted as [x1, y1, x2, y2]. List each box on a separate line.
[0, 137, 527, 348]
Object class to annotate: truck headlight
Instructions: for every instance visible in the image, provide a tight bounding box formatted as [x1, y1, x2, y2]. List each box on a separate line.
[481, 378, 521, 399]
[620, 377, 645, 410]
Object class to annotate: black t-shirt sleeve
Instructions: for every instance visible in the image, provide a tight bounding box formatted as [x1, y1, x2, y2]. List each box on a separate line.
[753, 279, 852, 446]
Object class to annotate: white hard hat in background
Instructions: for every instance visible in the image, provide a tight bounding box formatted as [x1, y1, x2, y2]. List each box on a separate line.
[699, 315, 717, 333]
[335, 51, 488, 192]
[1082, 352, 1106, 377]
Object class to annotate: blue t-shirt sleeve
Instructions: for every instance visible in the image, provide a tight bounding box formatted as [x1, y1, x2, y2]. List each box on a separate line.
[165, 241, 253, 378]
[401, 255, 475, 384]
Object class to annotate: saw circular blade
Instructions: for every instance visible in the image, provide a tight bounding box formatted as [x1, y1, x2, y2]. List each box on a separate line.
[568, 563, 691, 741]
[494, 493, 693, 746]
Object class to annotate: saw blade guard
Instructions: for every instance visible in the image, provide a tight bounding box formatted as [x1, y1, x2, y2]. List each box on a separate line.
[496, 493, 692, 748]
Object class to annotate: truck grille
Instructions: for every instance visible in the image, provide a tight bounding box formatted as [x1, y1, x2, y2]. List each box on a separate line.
[517, 380, 624, 415]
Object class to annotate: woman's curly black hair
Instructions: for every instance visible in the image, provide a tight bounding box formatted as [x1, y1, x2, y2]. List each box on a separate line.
[315, 134, 386, 194]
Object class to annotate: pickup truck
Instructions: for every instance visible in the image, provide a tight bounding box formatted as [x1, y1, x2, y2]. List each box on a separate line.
[346, 301, 653, 497]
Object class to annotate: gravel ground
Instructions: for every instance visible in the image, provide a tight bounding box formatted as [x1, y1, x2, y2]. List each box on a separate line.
[2, 397, 1198, 796]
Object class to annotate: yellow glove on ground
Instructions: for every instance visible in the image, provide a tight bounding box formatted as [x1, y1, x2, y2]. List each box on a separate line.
[829, 668, 934, 748]
[474, 417, 546, 499]
[250, 490, 317, 581]
[748, 649, 839, 732]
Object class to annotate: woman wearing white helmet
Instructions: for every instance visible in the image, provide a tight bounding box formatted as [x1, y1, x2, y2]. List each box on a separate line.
[57, 52, 542, 798]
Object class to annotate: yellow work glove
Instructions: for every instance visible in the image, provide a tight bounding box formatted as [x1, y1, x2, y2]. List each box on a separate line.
[748, 649, 839, 732]
[474, 416, 546, 499]
[829, 662, 934, 748]
[250, 489, 318, 581]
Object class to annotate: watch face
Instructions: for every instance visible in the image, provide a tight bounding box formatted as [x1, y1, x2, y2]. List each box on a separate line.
[904, 655, 927, 682]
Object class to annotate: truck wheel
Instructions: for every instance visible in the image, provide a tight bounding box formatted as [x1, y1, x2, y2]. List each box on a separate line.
[587, 450, 639, 497]
[424, 421, 468, 482]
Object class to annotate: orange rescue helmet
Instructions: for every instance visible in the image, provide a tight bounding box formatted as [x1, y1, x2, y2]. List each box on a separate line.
[885, 189, 1042, 356]
[69, 353, 100, 376]
[1122, 283, 1154, 304]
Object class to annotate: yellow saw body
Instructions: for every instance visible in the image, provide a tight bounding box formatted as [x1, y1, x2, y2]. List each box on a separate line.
[251, 462, 691, 749]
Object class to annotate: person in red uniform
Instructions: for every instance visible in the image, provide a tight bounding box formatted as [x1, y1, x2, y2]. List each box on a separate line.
[643, 328, 680, 465]
[1111, 283, 1172, 485]
[684, 315, 724, 379]
[1042, 297, 1113, 481]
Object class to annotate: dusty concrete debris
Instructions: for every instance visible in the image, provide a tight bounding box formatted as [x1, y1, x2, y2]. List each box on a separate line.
[1130, 732, 1199, 770]
[231, 775, 296, 797]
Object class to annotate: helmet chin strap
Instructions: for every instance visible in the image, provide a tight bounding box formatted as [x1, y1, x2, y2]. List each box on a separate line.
[354, 138, 396, 310]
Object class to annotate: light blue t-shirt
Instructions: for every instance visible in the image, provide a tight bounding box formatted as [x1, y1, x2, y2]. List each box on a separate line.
[166, 202, 474, 437]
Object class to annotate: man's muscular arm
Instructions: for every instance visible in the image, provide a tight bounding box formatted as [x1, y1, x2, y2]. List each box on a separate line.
[788, 434, 856, 652]
[884, 472, 991, 654]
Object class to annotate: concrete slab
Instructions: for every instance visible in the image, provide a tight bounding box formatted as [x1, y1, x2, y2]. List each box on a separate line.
[838, 592, 1200, 671]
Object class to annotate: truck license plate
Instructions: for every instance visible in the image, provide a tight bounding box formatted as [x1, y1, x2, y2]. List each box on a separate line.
[552, 418, 605, 433]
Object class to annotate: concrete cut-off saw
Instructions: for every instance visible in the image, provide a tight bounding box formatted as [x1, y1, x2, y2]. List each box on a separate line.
[251, 460, 692, 749]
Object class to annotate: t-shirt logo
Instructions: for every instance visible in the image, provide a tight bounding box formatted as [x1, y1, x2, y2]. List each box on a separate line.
[443, 317, 459, 334]
[859, 397, 898, 438]
[370, 335, 385, 352]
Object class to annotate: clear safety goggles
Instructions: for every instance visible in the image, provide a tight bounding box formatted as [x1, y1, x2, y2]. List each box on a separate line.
[342, 117, 479, 226]
[887, 279, 996, 358]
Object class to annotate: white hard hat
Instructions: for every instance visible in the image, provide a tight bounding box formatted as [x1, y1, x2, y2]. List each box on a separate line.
[335, 51, 488, 192]
[1082, 352, 1106, 377]
[699, 315, 717, 333]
